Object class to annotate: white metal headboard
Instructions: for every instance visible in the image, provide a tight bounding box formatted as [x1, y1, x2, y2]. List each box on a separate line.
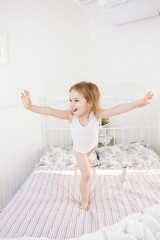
[40, 97, 160, 155]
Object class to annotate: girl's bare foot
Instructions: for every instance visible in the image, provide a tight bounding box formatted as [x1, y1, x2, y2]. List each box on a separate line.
[80, 201, 88, 211]
[88, 157, 96, 166]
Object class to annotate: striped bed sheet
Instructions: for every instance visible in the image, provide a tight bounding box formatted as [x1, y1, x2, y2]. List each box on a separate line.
[0, 165, 160, 239]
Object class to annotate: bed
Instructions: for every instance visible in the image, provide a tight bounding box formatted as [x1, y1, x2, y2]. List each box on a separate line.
[0, 90, 160, 240]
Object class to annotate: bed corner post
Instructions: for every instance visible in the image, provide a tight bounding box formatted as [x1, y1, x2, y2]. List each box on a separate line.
[158, 99, 160, 156]
[39, 96, 46, 149]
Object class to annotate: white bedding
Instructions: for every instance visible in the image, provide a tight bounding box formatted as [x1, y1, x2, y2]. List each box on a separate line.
[0, 166, 160, 239]
[1, 143, 160, 239]
[1, 204, 160, 240]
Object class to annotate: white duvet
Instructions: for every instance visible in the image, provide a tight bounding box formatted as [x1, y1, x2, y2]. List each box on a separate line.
[1, 204, 160, 240]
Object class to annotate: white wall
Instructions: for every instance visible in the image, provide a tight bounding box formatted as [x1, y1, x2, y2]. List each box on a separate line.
[0, 0, 89, 210]
[0, 0, 90, 105]
[1, 0, 160, 102]
[88, 13, 160, 98]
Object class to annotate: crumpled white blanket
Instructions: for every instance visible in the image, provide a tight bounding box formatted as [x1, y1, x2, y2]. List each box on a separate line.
[70, 204, 160, 240]
[1, 204, 160, 240]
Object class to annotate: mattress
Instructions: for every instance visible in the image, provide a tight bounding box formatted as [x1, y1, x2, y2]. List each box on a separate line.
[0, 165, 160, 239]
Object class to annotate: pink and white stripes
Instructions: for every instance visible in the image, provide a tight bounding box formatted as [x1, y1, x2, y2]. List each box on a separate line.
[0, 166, 160, 239]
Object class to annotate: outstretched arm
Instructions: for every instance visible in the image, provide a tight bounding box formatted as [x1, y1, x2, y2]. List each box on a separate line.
[21, 90, 71, 120]
[97, 92, 154, 118]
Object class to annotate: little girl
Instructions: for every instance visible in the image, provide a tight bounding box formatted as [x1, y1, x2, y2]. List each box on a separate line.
[21, 81, 153, 211]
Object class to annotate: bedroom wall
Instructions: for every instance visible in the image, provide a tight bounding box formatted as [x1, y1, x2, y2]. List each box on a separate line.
[0, 0, 89, 210]
[88, 13, 160, 99]
[0, 0, 89, 105]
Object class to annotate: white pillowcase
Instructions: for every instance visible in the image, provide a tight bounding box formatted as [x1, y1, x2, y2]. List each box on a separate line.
[40, 146, 99, 167]
[96, 141, 160, 169]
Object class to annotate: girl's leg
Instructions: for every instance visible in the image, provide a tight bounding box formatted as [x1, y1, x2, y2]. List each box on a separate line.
[74, 152, 91, 211]
[87, 145, 98, 166]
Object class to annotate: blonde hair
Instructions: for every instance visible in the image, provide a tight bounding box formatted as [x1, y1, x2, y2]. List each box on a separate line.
[69, 81, 102, 114]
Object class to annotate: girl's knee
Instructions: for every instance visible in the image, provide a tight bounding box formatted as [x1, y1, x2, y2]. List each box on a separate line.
[82, 173, 91, 182]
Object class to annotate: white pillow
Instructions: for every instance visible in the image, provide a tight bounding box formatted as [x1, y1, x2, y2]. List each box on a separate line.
[96, 141, 160, 169]
[40, 146, 99, 167]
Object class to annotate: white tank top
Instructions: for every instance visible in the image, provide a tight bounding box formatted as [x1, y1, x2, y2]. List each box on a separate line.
[69, 112, 99, 153]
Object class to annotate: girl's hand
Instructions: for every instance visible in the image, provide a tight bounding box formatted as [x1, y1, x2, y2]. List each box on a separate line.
[138, 92, 154, 108]
[21, 90, 32, 109]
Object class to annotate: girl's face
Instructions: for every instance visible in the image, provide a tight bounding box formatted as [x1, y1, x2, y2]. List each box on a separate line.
[69, 90, 90, 117]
